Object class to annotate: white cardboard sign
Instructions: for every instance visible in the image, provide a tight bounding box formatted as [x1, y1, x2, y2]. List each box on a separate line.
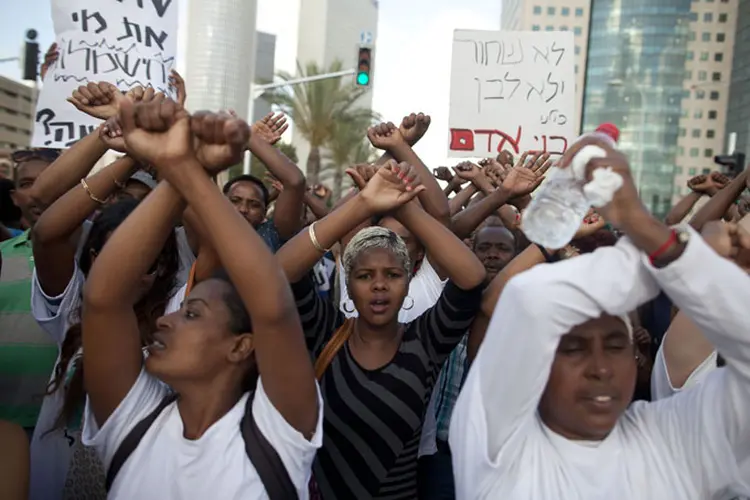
[32, 0, 178, 148]
[448, 29, 576, 158]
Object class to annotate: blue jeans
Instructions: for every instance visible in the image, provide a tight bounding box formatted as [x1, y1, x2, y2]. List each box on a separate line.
[417, 440, 455, 500]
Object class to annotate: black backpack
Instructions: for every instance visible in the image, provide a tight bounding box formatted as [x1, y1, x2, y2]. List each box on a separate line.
[105, 391, 298, 499]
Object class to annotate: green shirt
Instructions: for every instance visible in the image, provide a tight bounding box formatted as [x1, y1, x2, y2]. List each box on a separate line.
[0, 231, 58, 428]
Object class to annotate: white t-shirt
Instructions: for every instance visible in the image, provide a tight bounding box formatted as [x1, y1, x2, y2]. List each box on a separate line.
[82, 370, 323, 500]
[451, 231, 750, 499]
[28, 266, 185, 500]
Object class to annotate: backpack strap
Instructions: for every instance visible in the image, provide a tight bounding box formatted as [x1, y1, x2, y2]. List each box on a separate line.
[105, 392, 178, 492]
[185, 262, 197, 296]
[241, 392, 298, 499]
[314, 319, 354, 380]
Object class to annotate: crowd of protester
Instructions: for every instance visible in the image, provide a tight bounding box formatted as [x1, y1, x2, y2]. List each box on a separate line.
[0, 68, 749, 500]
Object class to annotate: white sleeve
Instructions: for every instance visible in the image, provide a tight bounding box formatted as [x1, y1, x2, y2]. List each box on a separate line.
[81, 369, 169, 470]
[450, 237, 660, 494]
[642, 227, 750, 496]
[252, 377, 323, 491]
[30, 264, 84, 345]
[416, 257, 448, 302]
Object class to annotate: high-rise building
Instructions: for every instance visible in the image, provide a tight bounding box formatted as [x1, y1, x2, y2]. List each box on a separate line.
[673, 0, 739, 203]
[0, 75, 37, 178]
[253, 32, 277, 123]
[726, 0, 750, 161]
[500, 0, 592, 134]
[293, 0, 379, 174]
[184, 0, 258, 184]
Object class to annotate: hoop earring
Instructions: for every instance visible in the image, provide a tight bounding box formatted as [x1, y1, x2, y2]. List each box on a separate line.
[343, 299, 356, 314]
[402, 296, 414, 311]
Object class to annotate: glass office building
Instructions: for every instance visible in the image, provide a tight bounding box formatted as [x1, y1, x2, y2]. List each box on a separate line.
[726, 0, 750, 157]
[582, 0, 692, 218]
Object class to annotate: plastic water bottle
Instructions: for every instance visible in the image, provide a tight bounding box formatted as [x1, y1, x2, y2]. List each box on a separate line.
[522, 124, 619, 249]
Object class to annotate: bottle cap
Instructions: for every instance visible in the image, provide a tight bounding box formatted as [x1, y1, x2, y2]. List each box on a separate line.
[596, 123, 620, 143]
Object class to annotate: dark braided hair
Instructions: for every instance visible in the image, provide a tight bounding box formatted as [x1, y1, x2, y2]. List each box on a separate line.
[45, 198, 180, 433]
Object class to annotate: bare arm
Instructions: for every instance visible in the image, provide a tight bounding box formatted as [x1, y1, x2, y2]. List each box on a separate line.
[690, 170, 748, 230]
[303, 191, 330, 220]
[452, 188, 512, 240]
[33, 156, 137, 296]
[248, 134, 306, 240]
[82, 181, 183, 425]
[448, 183, 477, 217]
[394, 201, 486, 289]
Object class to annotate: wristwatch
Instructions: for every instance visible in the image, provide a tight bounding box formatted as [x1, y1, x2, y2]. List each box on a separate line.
[650, 227, 690, 268]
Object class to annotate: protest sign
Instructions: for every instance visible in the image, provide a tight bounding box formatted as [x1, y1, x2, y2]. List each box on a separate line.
[448, 29, 576, 158]
[32, 0, 178, 148]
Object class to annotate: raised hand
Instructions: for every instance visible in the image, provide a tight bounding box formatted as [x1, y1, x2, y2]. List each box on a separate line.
[367, 122, 407, 151]
[501, 166, 545, 198]
[346, 164, 380, 190]
[399, 112, 431, 146]
[251, 112, 289, 145]
[100, 117, 127, 153]
[191, 111, 251, 175]
[701, 220, 750, 270]
[169, 69, 187, 107]
[573, 210, 606, 239]
[68, 82, 124, 120]
[452, 161, 483, 181]
[118, 95, 191, 170]
[558, 135, 642, 229]
[354, 161, 425, 214]
[313, 184, 332, 200]
[688, 171, 727, 196]
[433, 166, 454, 182]
[40, 43, 59, 81]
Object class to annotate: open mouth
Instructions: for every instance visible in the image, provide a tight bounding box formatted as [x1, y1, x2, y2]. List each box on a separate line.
[147, 334, 167, 352]
[369, 299, 390, 314]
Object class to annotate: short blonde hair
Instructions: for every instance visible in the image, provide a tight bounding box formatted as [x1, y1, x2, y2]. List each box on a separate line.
[342, 226, 411, 290]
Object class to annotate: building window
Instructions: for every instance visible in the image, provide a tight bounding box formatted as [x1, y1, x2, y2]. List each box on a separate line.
[700, 51, 709, 61]
[689, 167, 697, 175]
[704, 12, 713, 22]
[574, 26, 582, 35]
[689, 31, 697, 41]
[533, 5, 542, 14]
[677, 148, 685, 157]
[547, 6, 556, 15]
[575, 64, 579, 74]
[689, 12, 698, 21]
[698, 70, 708, 81]
[575, 45, 581, 55]
[561, 7, 570, 16]
[707, 129, 715, 138]
[712, 72, 721, 81]
[708, 110, 717, 119]
[690, 148, 700, 157]
[696, 90, 706, 99]
[532, 25, 541, 31]
[680, 128, 687, 137]
[685, 69, 693, 80]
[687, 51, 694, 60]
[717, 33, 726, 42]
[701, 32, 711, 42]
[704, 148, 714, 158]
[715, 52, 723, 61]
[560, 25, 569, 31]
[710, 90, 720, 100]
[692, 129, 701, 138]
[575, 7, 584, 16]
[718, 13, 728, 22]
[694, 110, 703, 119]
[546, 25, 555, 31]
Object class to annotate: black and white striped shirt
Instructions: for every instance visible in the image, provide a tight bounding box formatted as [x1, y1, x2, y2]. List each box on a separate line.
[291, 277, 482, 499]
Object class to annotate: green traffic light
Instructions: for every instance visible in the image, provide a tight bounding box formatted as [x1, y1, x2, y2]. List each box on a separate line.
[357, 72, 370, 86]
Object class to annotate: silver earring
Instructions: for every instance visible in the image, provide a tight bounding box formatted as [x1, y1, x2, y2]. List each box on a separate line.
[402, 296, 414, 311]
[343, 299, 356, 314]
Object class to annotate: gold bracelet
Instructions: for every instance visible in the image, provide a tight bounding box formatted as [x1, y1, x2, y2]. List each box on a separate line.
[111, 172, 126, 189]
[308, 222, 330, 253]
[80, 178, 108, 205]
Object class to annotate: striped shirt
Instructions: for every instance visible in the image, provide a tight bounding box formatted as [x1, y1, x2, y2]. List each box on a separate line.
[0, 230, 58, 428]
[292, 277, 482, 499]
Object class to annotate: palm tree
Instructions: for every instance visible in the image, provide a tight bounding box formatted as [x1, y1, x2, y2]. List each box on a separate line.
[266, 60, 375, 184]
[323, 116, 378, 199]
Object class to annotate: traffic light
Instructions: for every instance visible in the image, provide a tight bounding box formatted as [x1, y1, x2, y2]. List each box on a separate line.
[714, 151, 746, 177]
[356, 47, 372, 86]
[22, 29, 39, 81]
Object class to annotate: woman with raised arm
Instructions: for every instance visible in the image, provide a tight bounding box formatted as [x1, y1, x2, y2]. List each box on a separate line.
[276, 165, 486, 499]
[81, 98, 320, 499]
[450, 136, 750, 499]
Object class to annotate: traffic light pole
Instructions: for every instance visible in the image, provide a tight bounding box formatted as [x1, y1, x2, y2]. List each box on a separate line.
[244, 68, 358, 174]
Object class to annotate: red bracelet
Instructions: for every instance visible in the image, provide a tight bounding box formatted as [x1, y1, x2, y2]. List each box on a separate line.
[649, 229, 678, 264]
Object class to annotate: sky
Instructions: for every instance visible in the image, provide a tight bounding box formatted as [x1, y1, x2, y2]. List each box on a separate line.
[0, 0, 501, 168]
